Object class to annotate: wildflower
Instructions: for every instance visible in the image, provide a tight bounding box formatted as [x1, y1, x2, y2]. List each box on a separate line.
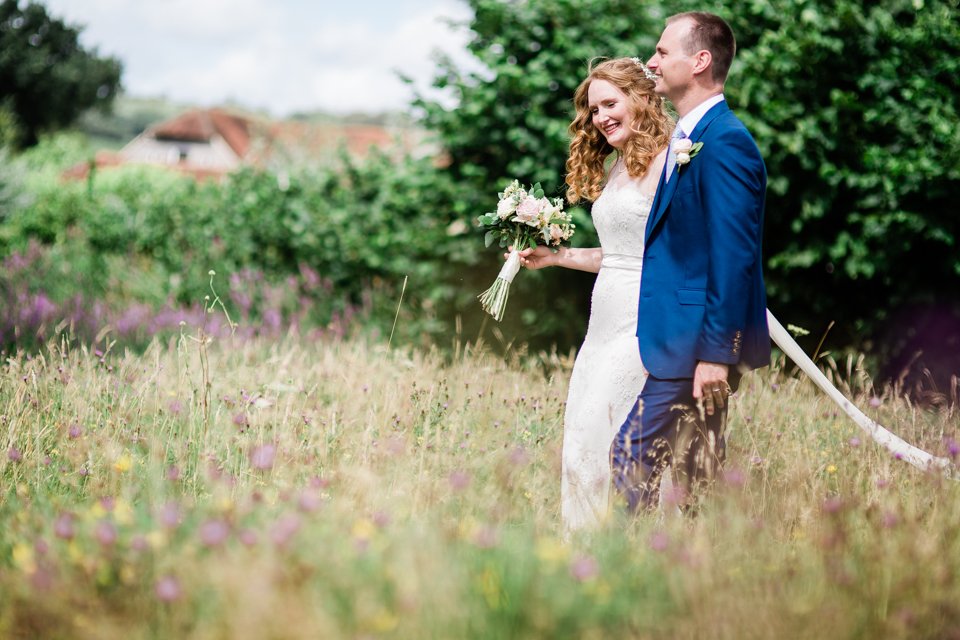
[472, 525, 499, 549]
[722, 467, 746, 488]
[570, 554, 600, 582]
[822, 496, 844, 514]
[648, 531, 670, 552]
[155, 575, 182, 602]
[826, 464, 837, 474]
[509, 446, 529, 467]
[8, 447, 22, 463]
[946, 438, 959, 458]
[130, 535, 149, 552]
[849, 437, 861, 448]
[372, 510, 391, 529]
[54, 513, 75, 540]
[535, 537, 569, 566]
[238, 529, 258, 547]
[68, 424, 83, 439]
[297, 489, 323, 513]
[113, 454, 133, 474]
[869, 396, 882, 408]
[750, 455, 764, 466]
[271, 514, 302, 548]
[233, 413, 248, 427]
[448, 470, 471, 492]
[95, 521, 117, 547]
[159, 502, 182, 529]
[12, 543, 36, 573]
[881, 511, 899, 528]
[250, 444, 277, 470]
[198, 519, 230, 547]
[352, 518, 376, 542]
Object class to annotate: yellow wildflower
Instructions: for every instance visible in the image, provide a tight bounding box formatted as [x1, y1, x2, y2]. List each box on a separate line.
[535, 537, 570, 566]
[113, 454, 133, 473]
[12, 543, 36, 574]
[352, 518, 376, 541]
[113, 498, 134, 525]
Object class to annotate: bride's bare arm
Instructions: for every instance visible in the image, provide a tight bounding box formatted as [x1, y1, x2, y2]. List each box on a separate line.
[506, 245, 602, 273]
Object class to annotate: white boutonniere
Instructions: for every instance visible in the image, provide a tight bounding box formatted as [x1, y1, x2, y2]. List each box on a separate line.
[674, 138, 704, 168]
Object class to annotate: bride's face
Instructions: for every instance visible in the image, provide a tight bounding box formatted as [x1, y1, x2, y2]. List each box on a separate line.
[588, 79, 634, 149]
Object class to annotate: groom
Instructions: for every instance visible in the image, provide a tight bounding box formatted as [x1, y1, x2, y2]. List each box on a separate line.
[611, 12, 771, 512]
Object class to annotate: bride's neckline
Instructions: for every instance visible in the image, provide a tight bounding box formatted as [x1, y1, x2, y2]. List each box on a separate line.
[605, 157, 658, 198]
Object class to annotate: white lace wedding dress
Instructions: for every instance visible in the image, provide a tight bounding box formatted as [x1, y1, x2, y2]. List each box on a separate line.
[561, 157, 660, 533]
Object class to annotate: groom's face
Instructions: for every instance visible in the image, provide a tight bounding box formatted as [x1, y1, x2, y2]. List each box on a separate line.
[647, 19, 696, 100]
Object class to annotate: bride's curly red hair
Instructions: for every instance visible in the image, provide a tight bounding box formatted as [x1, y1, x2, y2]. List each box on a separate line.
[566, 58, 673, 203]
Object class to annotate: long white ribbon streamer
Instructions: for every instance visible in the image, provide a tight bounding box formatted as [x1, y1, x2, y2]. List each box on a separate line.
[766, 309, 954, 475]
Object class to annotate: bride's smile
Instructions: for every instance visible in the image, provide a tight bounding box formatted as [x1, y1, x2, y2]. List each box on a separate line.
[588, 78, 634, 148]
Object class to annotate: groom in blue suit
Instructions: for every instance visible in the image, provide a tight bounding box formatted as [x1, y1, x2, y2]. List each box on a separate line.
[611, 12, 771, 512]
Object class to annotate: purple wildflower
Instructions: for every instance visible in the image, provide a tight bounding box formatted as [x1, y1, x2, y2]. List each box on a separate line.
[8, 447, 22, 463]
[159, 502, 182, 529]
[297, 490, 323, 513]
[130, 535, 149, 552]
[648, 531, 670, 552]
[822, 496, 845, 514]
[68, 424, 83, 439]
[472, 525, 499, 549]
[869, 396, 882, 408]
[198, 519, 230, 547]
[54, 513, 75, 540]
[238, 529, 259, 547]
[271, 514, 302, 548]
[570, 555, 600, 582]
[946, 438, 959, 459]
[722, 467, 746, 488]
[95, 521, 117, 547]
[155, 575, 182, 602]
[509, 446, 529, 467]
[250, 444, 277, 471]
[448, 470, 471, 492]
[849, 437, 861, 448]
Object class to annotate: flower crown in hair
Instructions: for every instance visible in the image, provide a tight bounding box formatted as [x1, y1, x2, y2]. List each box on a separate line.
[630, 57, 658, 81]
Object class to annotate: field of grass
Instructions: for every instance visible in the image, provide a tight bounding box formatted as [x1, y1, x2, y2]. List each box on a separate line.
[1, 328, 958, 639]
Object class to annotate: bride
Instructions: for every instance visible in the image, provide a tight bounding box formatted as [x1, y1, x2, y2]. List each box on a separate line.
[515, 57, 672, 533]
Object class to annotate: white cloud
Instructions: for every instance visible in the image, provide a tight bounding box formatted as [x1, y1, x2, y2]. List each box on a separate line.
[41, 0, 478, 116]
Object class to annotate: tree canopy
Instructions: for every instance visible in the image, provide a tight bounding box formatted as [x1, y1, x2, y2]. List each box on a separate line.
[414, 0, 960, 390]
[0, 0, 122, 148]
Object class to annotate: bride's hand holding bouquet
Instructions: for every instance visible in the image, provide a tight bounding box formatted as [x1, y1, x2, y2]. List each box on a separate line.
[476, 180, 575, 321]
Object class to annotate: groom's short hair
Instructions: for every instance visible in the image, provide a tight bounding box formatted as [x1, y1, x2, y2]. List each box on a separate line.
[667, 12, 736, 84]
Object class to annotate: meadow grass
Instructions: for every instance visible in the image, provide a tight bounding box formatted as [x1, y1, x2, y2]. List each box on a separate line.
[1, 329, 958, 639]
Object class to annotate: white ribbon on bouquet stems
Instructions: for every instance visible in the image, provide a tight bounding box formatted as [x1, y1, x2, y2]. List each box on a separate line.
[766, 309, 955, 477]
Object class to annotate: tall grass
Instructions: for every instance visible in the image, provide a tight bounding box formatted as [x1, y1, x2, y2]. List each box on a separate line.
[1, 329, 958, 639]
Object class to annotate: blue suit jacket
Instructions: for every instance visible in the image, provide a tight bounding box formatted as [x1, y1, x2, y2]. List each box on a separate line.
[637, 100, 770, 379]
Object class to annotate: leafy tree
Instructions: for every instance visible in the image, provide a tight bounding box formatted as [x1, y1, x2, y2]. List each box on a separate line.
[720, 0, 960, 392]
[0, 0, 122, 147]
[416, 0, 960, 388]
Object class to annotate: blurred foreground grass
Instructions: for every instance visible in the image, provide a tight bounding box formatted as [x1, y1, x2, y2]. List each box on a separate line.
[1, 331, 958, 639]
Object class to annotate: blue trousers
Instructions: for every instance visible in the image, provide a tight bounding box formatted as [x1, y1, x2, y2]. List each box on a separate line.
[609, 374, 733, 513]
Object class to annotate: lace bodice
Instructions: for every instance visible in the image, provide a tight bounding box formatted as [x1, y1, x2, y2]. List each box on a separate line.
[593, 183, 653, 260]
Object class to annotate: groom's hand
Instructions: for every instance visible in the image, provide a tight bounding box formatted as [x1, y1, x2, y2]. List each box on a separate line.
[693, 361, 731, 416]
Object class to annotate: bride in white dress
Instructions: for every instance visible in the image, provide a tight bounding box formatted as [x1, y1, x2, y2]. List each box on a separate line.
[515, 58, 672, 533]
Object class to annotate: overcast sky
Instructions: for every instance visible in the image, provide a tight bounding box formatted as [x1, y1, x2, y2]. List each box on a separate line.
[42, 0, 478, 117]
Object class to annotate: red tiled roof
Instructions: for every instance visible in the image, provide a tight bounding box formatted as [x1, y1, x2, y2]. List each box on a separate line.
[150, 108, 253, 157]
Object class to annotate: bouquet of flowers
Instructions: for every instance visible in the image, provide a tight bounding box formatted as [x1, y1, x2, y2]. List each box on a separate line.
[476, 180, 575, 321]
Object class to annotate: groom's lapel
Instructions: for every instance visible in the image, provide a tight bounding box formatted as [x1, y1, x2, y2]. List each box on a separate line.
[645, 101, 730, 247]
